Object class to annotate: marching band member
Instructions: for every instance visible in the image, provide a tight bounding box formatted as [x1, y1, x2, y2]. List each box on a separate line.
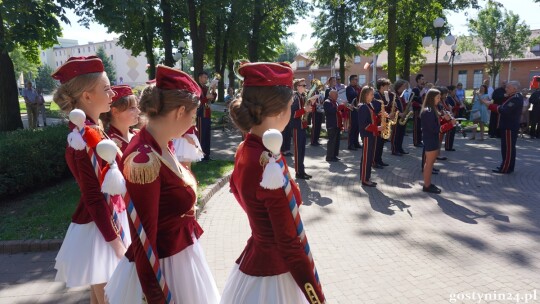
[52, 56, 125, 304]
[310, 84, 324, 146]
[421, 89, 455, 194]
[102, 85, 141, 152]
[358, 86, 382, 187]
[291, 78, 314, 179]
[391, 80, 408, 156]
[196, 71, 217, 161]
[373, 78, 391, 168]
[324, 90, 341, 161]
[346, 75, 362, 150]
[444, 85, 459, 151]
[483, 81, 524, 174]
[435, 87, 450, 162]
[222, 61, 326, 304]
[412, 74, 426, 147]
[105, 65, 220, 304]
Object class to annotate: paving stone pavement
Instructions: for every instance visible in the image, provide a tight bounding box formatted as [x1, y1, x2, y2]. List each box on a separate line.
[2, 127, 540, 304]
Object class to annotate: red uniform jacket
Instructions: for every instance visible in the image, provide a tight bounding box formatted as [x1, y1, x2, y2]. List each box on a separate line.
[107, 125, 137, 153]
[230, 133, 325, 303]
[197, 85, 216, 119]
[123, 127, 203, 304]
[67, 118, 118, 242]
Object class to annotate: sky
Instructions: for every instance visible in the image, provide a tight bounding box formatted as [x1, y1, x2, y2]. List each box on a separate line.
[59, 0, 540, 52]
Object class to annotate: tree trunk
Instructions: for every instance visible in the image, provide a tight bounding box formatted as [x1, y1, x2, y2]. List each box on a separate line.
[187, 0, 206, 77]
[161, 0, 174, 67]
[401, 35, 412, 81]
[338, 4, 346, 81]
[248, 0, 264, 62]
[0, 52, 24, 131]
[143, 20, 156, 80]
[387, 0, 397, 82]
[214, 16, 224, 103]
[228, 59, 235, 90]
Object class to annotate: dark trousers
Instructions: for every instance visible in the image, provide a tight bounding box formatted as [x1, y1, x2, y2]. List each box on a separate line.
[413, 111, 422, 146]
[311, 112, 324, 145]
[360, 136, 375, 183]
[293, 128, 306, 174]
[373, 135, 385, 165]
[197, 116, 211, 159]
[529, 112, 540, 138]
[488, 112, 500, 138]
[281, 121, 292, 152]
[326, 127, 341, 160]
[444, 129, 456, 150]
[499, 129, 518, 173]
[348, 109, 361, 148]
[391, 124, 405, 154]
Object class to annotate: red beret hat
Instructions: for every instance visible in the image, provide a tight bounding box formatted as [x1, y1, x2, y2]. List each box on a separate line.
[51, 56, 105, 84]
[155, 65, 201, 96]
[239, 62, 293, 89]
[145, 79, 156, 85]
[111, 85, 133, 103]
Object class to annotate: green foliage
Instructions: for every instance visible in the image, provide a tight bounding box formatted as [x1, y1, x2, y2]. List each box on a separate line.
[35, 65, 58, 93]
[311, 0, 364, 80]
[9, 46, 41, 84]
[0, 124, 71, 198]
[96, 46, 117, 83]
[275, 40, 299, 63]
[468, 0, 531, 87]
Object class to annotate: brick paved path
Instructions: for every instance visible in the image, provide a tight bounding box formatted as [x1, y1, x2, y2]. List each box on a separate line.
[2, 128, 540, 303]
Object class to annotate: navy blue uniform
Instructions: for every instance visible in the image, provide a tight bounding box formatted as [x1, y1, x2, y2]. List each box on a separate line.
[412, 87, 424, 146]
[372, 92, 387, 166]
[528, 90, 540, 138]
[324, 99, 341, 160]
[281, 110, 293, 153]
[391, 96, 406, 154]
[197, 85, 214, 160]
[358, 103, 379, 183]
[444, 95, 457, 150]
[489, 93, 523, 173]
[291, 92, 308, 175]
[489, 87, 506, 138]
[346, 85, 361, 149]
[311, 90, 324, 145]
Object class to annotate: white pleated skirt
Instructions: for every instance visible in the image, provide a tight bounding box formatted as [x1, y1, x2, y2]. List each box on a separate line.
[105, 234, 220, 304]
[173, 134, 204, 162]
[220, 264, 308, 304]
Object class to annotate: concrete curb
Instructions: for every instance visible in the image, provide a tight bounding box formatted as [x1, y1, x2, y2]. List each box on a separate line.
[0, 171, 233, 255]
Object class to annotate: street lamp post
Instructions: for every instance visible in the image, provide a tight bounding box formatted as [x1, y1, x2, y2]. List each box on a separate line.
[443, 41, 461, 85]
[173, 41, 188, 71]
[422, 17, 455, 83]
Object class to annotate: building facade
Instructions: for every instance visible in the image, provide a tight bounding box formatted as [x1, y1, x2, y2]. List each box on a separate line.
[40, 38, 149, 86]
[293, 30, 540, 90]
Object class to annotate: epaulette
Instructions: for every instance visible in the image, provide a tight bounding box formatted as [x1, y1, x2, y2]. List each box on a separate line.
[123, 145, 161, 184]
[259, 150, 270, 167]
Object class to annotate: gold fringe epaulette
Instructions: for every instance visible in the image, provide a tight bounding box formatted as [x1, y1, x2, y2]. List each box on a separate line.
[259, 151, 270, 167]
[123, 146, 161, 184]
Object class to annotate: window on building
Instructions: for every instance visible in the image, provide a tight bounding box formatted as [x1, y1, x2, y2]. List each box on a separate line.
[298, 60, 305, 68]
[457, 70, 467, 89]
[354, 55, 361, 63]
[78, 48, 80, 54]
[110, 55, 114, 60]
[473, 70, 483, 89]
[532, 44, 540, 52]
[56, 61, 58, 67]
[88, 47, 91, 52]
[359, 75, 367, 85]
[320, 76, 328, 84]
[109, 43, 112, 49]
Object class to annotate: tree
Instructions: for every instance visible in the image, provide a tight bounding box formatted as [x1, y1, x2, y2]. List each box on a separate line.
[96, 47, 117, 84]
[0, 0, 73, 131]
[311, 0, 364, 81]
[9, 47, 40, 85]
[275, 40, 299, 63]
[468, 0, 531, 88]
[35, 65, 58, 93]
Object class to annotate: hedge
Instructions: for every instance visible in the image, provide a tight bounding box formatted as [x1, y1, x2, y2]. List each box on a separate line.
[0, 124, 71, 199]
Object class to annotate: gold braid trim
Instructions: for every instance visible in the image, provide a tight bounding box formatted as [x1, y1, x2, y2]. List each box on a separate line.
[123, 150, 161, 184]
[305, 283, 322, 304]
[259, 151, 270, 167]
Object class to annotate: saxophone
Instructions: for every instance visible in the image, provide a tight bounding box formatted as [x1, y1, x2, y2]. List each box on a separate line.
[381, 91, 398, 139]
[378, 98, 389, 139]
[302, 79, 324, 127]
[399, 91, 415, 126]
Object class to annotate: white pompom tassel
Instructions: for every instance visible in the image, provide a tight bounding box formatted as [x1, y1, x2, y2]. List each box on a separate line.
[102, 162, 127, 195]
[260, 156, 285, 190]
[67, 127, 86, 150]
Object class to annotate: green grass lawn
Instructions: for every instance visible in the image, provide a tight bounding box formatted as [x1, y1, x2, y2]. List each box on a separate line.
[19, 100, 65, 119]
[0, 160, 234, 241]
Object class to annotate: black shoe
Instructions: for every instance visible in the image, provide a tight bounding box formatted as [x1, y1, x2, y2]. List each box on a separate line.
[445, 148, 456, 151]
[392, 152, 403, 156]
[334, 157, 341, 161]
[362, 181, 377, 187]
[310, 142, 321, 146]
[373, 164, 384, 169]
[295, 173, 311, 180]
[492, 169, 510, 174]
[326, 158, 338, 162]
[202, 157, 213, 162]
[431, 170, 439, 175]
[304, 173, 312, 179]
[423, 184, 441, 193]
[399, 150, 409, 155]
[354, 144, 362, 149]
[348, 146, 358, 151]
[379, 162, 389, 166]
[433, 168, 440, 172]
[283, 152, 293, 157]
[415, 143, 424, 147]
[436, 156, 447, 161]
